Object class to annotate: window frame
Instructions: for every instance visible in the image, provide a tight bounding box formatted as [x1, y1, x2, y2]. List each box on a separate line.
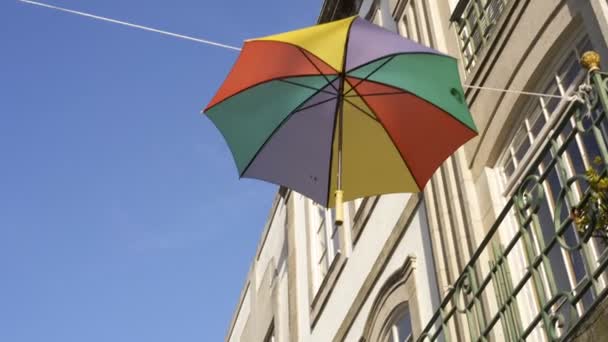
[498, 34, 593, 193]
[263, 321, 275, 342]
[382, 304, 413, 342]
[393, 0, 433, 47]
[305, 199, 350, 327]
[360, 257, 421, 341]
[454, 0, 512, 73]
[495, 33, 608, 318]
[308, 202, 340, 294]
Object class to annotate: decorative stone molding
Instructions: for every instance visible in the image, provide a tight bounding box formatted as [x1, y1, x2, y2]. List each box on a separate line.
[359, 256, 421, 342]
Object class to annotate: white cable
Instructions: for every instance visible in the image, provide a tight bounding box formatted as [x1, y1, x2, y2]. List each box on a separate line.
[18, 0, 242, 51]
[17, 0, 580, 102]
[463, 84, 575, 100]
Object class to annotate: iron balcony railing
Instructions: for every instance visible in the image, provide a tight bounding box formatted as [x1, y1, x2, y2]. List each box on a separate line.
[417, 54, 608, 341]
[452, 0, 511, 73]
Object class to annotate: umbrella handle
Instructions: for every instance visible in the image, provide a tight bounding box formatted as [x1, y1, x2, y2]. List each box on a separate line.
[335, 190, 344, 226]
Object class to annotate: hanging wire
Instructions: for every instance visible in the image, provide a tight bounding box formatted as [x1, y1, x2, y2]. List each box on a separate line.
[18, 0, 242, 51]
[462, 84, 577, 100]
[19, 0, 581, 102]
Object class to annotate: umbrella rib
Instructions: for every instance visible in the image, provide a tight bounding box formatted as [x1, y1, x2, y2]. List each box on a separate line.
[343, 55, 396, 97]
[344, 78, 478, 134]
[279, 79, 337, 95]
[344, 90, 406, 97]
[293, 96, 339, 113]
[205, 74, 337, 112]
[354, 93, 423, 190]
[298, 47, 340, 93]
[238, 86, 338, 178]
[342, 97, 379, 122]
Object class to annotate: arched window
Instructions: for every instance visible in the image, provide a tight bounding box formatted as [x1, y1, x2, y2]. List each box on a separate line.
[360, 257, 420, 341]
[382, 304, 413, 342]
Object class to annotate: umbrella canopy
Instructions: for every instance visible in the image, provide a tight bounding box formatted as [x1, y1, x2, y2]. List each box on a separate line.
[204, 16, 477, 212]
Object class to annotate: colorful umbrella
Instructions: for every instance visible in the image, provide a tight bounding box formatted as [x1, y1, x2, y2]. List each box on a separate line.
[203, 16, 477, 224]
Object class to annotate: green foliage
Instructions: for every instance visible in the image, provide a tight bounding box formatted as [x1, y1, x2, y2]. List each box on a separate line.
[571, 157, 608, 240]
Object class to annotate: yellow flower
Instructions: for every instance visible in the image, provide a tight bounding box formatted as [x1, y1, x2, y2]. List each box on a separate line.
[599, 178, 608, 190]
[594, 156, 603, 165]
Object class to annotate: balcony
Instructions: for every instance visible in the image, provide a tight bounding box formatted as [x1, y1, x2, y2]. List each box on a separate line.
[452, 0, 512, 73]
[417, 56, 608, 341]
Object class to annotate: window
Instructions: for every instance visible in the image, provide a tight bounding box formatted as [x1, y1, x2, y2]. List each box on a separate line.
[307, 199, 356, 323]
[384, 305, 413, 342]
[371, 7, 383, 26]
[347, 198, 364, 226]
[263, 322, 275, 342]
[499, 36, 593, 185]
[456, 0, 511, 72]
[497, 34, 607, 315]
[309, 202, 340, 293]
[396, 3, 416, 42]
[361, 258, 419, 342]
[348, 196, 381, 246]
[394, 0, 433, 47]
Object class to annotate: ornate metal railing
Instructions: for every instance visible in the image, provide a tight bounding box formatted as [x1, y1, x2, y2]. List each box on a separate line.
[452, 0, 511, 73]
[417, 53, 608, 341]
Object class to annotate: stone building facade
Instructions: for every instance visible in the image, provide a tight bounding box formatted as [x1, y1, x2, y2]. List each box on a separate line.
[225, 0, 608, 341]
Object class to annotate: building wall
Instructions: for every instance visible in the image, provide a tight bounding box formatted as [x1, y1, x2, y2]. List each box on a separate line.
[225, 1, 608, 341]
[342, 201, 442, 341]
[308, 195, 442, 341]
[226, 192, 289, 342]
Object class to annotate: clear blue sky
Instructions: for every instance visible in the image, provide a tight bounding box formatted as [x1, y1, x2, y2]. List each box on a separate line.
[0, 1, 322, 341]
